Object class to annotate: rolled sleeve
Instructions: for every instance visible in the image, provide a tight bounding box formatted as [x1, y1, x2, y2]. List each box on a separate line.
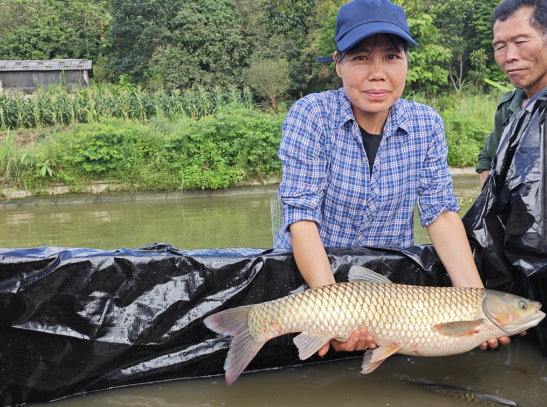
[418, 115, 460, 227]
[277, 96, 328, 233]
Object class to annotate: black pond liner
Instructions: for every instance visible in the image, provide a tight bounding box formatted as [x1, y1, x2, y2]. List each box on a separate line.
[2, 243, 453, 406]
[463, 90, 547, 358]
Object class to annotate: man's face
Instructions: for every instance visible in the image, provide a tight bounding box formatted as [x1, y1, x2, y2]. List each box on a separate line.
[493, 7, 547, 98]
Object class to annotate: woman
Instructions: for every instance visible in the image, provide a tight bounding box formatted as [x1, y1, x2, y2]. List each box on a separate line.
[274, 0, 513, 355]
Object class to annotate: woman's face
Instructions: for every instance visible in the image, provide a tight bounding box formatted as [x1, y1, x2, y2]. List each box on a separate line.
[335, 34, 407, 122]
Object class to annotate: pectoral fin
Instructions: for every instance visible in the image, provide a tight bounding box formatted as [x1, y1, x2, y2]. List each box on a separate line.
[432, 320, 485, 337]
[293, 333, 332, 360]
[361, 344, 401, 374]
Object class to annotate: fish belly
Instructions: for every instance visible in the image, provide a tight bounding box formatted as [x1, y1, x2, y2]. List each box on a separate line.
[247, 282, 498, 357]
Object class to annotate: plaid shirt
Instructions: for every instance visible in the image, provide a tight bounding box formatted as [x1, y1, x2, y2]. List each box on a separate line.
[274, 89, 459, 249]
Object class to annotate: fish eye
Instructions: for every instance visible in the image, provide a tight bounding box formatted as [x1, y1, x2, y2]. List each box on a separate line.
[518, 300, 527, 310]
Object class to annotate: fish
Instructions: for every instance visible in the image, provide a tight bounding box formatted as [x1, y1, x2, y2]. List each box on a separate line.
[403, 377, 518, 406]
[204, 266, 545, 384]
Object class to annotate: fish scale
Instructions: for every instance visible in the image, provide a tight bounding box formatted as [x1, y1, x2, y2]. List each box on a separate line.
[205, 266, 545, 384]
[249, 282, 485, 350]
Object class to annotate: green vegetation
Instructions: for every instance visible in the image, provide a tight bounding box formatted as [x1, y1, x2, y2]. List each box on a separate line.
[0, 104, 285, 195]
[0, 88, 500, 197]
[432, 92, 500, 168]
[0, 0, 511, 196]
[0, 82, 253, 129]
[0, 0, 507, 98]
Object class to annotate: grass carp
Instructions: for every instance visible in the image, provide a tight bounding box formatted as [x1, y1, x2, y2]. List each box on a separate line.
[204, 266, 545, 384]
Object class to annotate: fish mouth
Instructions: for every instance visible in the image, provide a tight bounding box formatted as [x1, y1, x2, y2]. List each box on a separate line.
[533, 306, 546, 323]
[504, 307, 546, 335]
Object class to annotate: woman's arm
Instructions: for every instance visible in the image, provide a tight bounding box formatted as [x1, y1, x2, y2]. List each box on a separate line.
[426, 211, 524, 349]
[426, 211, 483, 288]
[290, 220, 376, 355]
[290, 220, 335, 287]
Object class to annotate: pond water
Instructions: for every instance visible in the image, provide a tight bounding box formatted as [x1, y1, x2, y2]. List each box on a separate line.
[2, 174, 546, 407]
[46, 338, 547, 407]
[0, 175, 480, 250]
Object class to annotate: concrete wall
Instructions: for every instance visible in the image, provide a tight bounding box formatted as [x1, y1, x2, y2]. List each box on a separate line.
[0, 70, 90, 94]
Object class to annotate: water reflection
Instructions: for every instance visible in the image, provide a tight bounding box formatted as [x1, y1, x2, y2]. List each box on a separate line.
[0, 195, 274, 250]
[93, 396, 183, 406]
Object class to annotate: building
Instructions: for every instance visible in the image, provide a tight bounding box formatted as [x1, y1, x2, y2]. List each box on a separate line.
[0, 59, 93, 94]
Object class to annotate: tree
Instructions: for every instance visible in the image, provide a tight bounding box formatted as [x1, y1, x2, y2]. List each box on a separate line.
[406, 14, 451, 94]
[246, 59, 289, 108]
[0, 0, 109, 61]
[263, 0, 318, 96]
[431, 0, 504, 92]
[152, 0, 272, 91]
[469, 49, 490, 90]
[106, 0, 178, 83]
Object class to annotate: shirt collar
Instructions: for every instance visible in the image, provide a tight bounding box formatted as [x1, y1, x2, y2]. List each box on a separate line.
[337, 89, 355, 128]
[336, 89, 410, 136]
[385, 99, 411, 137]
[508, 89, 527, 116]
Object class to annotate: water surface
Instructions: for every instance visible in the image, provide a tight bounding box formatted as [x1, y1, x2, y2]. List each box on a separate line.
[0, 175, 481, 250]
[44, 338, 547, 407]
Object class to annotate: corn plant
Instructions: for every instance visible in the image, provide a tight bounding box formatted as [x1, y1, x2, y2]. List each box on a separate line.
[0, 83, 255, 129]
[0, 131, 21, 185]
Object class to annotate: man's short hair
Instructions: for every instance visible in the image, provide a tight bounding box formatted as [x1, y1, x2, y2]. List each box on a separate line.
[492, 0, 547, 35]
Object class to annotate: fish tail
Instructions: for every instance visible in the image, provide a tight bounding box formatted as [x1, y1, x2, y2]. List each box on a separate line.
[204, 305, 265, 385]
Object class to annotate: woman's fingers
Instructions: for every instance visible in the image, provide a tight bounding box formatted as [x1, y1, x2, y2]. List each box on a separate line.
[330, 328, 376, 352]
[498, 336, 510, 346]
[479, 335, 515, 351]
[318, 342, 330, 357]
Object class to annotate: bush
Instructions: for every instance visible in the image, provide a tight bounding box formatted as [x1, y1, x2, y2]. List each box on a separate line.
[70, 119, 158, 173]
[410, 90, 500, 167]
[1, 107, 285, 195]
[165, 108, 284, 188]
[443, 112, 486, 167]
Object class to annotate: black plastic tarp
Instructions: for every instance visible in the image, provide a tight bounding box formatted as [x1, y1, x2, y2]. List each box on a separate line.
[463, 90, 547, 357]
[0, 243, 452, 406]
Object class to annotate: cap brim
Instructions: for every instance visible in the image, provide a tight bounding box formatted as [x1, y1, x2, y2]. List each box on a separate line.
[337, 21, 418, 52]
[316, 56, 335, 63]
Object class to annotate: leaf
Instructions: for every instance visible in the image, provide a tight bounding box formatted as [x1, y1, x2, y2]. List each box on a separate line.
[484, 78, 514, 93]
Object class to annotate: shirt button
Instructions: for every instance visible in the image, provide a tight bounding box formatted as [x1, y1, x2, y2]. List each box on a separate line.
[364, 201, 367, 206]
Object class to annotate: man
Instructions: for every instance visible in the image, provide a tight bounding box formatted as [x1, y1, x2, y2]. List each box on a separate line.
[476, 0, 547, 189]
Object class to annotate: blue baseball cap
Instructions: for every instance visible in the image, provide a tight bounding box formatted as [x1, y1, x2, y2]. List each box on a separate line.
[316, 0, 418, 63]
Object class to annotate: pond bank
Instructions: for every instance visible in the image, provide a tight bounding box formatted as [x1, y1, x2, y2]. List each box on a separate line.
[0, 182, 280, 209]
[0, 167, 477, 208]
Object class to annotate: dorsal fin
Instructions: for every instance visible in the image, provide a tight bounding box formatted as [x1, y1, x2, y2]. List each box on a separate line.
[348, 265, 393, 284]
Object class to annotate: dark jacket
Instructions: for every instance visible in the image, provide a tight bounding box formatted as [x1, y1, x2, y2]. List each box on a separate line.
[476, 88, 527, 173]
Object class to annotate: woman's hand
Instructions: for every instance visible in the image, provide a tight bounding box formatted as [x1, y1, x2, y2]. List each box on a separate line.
[317, 327, 376, 357]
[478, 331, 527, 350]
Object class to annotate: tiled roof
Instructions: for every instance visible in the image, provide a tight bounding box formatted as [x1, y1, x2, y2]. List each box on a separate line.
[0, 59, 92, 72]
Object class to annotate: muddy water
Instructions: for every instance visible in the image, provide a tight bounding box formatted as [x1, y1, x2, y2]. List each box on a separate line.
[48, 338, 547, 407]
[0, 192, 274, 250]
[0, 175, 480, 250]
[2, 175, 546, 407]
